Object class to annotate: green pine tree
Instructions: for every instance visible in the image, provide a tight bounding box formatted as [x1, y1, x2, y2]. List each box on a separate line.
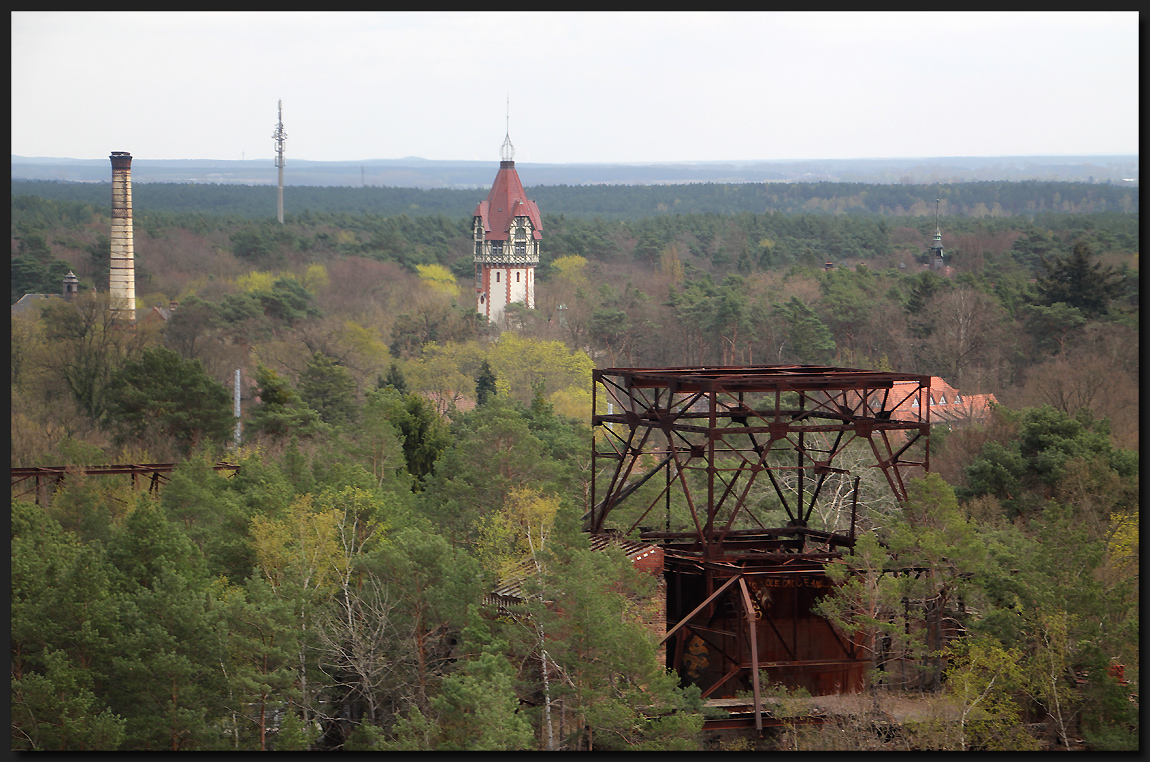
[1035, 240, 1125, 318]
[475, 360, 497, 406]
[299, 352, 359, 426]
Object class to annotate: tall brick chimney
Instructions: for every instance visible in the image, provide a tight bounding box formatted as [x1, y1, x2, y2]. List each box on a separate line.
[109, 152, 135, 322]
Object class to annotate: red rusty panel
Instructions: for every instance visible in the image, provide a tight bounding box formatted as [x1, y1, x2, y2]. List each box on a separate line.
[665, 564, 868, 698]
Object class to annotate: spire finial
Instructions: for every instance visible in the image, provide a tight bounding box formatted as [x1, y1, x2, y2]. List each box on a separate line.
[500, 96, 515, 162]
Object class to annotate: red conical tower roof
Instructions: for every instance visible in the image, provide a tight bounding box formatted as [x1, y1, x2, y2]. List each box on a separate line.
[473, 160, 542, 242]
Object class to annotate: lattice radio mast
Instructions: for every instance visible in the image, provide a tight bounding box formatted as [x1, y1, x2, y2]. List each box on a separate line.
[272, 100, 287, 223]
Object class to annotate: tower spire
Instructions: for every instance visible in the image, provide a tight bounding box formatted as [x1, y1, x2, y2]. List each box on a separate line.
[931, 192, 945, 270]
[500, 96, 515, 163]
[933, 195, 942, 249]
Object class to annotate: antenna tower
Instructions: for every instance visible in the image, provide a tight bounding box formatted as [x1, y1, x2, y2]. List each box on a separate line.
[273, 100, 287, 223]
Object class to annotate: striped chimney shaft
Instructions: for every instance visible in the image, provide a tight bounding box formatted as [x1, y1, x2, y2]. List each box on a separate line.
[109, 152, 135, 322]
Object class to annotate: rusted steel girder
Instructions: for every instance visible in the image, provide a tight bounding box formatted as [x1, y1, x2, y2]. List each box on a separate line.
[587, 365, 931, 543]
[10, 462, 240, 504]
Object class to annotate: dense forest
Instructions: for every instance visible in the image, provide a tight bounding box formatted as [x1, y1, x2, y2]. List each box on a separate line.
[10, 180, 1138, 750]
[11, 176, 1139, 220]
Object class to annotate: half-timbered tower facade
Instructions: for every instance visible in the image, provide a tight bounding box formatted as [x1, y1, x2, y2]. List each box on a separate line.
[473, 131, 541, 324]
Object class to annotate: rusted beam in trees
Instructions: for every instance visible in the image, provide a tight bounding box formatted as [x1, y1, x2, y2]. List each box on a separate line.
[738, 577, 763, 732]
[10, 462, 241, 503]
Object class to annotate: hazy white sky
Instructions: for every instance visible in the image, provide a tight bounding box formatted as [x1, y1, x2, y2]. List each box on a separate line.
[11, 11, 1139, 164]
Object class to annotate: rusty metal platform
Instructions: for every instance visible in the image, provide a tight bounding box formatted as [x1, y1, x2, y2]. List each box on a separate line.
[585, 365, 935, 732]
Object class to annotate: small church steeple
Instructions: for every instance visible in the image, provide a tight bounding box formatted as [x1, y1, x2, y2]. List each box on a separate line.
[930, 195, 945, 270]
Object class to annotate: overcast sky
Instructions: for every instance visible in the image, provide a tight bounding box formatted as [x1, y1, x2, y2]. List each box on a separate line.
[11, 11, 1140, 165]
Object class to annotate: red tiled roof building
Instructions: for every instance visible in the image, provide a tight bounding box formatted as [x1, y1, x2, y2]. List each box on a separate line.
[888, 377, 998, 427]
[473, 128, 541, 324]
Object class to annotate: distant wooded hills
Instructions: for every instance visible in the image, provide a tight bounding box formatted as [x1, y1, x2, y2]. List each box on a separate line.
[10, 154, 1139, 188]
[11, 177, 1139, 222]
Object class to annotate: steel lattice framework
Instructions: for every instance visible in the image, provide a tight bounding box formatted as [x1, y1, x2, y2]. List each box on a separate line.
[586, 365, 935, 731]
[587, 365, 932, 546]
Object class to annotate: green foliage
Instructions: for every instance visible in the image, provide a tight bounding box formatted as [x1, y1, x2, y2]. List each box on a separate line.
[40, 291, 151, 424]
[526, 535, 705, 751]
[960, 404, 1132, 516]
[299, 352, 359, 425]
[1034, 240, 1126, 318]
[938, 635, 1038, 750]
[1010, 226, 1062, 270]
[379, 361, 408, 393]
[105, 494, 208, 591]
[773, 296, 836, 364]
[366, 524, 483, 712]
[475, 359, 497, 406]
[41, 474, 121, 546]
[214, 576, 301, 750]
[230, 225, 277, 260]
[1019, 301, 1087, 354]
[345, 393, 410, 490]
[161, 456, 254, 580]
[260, 277, 321, 325]
[423, 398, 568, 543]
[366, 386, 450, 490]
[15, 178, 1139, 221]
[1076, 645, 1139, 751]
[10, 251, 75, 303]
[815, 532, 906, 678]
[11, 500, 122, 695]
[246, 363, 323, 442]
[419, 649, 533, 750]
[273, 709, 312, 750]
[903, 269, 940, 312]
[11, 649, 127, 751]
[106, 346, 234, 457]
[8, 175, 1138, 751]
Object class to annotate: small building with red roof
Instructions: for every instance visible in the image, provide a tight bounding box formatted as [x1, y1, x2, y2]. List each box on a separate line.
[888, 377, 998, 428]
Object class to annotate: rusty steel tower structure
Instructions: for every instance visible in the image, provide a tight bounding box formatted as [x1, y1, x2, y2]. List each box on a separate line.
[272, 100, 287, 223]
[109, 152, 135, 322]
[587, 365, 934, 731]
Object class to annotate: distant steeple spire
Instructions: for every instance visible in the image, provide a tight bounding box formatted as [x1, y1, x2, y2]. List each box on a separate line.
[930, 193, 945, 271]
[932, 195, 943, 252]
[500, 96, 515, 163]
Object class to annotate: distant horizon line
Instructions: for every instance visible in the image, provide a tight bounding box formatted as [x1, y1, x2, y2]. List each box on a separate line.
[10, 152, 1140, 166]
